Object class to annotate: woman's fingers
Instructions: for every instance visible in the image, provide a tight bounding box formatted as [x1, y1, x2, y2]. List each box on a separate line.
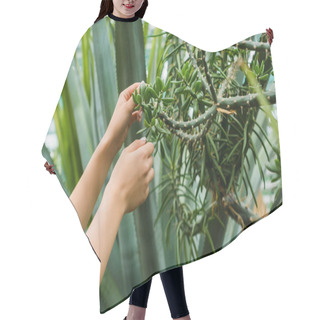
[137, 141, 154, 158]
[129, 109, 142, 126]
[118, 83, 143, 129]
[119, 82, 141, 103]
[123, 82, 144, 114]
[149, 153, 154, 166]
[146, 167, 155, 183]
[144, 155, 154, 174]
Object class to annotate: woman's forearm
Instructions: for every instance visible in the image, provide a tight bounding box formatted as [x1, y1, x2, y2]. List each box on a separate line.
[70, 132, 119, 231]
[85, 184, 125, 284]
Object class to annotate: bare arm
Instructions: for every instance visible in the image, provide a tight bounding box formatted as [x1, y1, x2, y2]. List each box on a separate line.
[85, 138, 155, 284]
[69, 82, 142, 231]
[69, 133, 119, 231]
[85, 185, 125, 284]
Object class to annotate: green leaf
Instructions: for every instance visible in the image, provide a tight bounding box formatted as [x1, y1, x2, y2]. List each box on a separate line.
[132, 94, 138, 105]
[254, 121, 274, 150]
[259, 74, 269, 81]
[163, 75, 173, 92]
[260, 60, 265, 74]
[175, 66, 184, 79]
[155, 76, 164, 93]
[200, 153, 206, 185]
[204, 227, 215, 252]
[154, 190, 174, 225]
[265, 163, 278, 173]
[254, 61, 260, 75]
[185, 63, 193, 80]
[184, 86, 197, 98]
[229, 115, 243, 135]
[136, 126, 149, 134]
[251, 127, 270, 161]
[206, 134, 219, 162]
[157, 125, 170, 134]
[144, 87, 151, 103]
[212, 157, 227, 186]
[174, 86, 185, 94]
[242, 121, 248, 154]
[226, 164, 236, 194]
[148, 86, 158, 99]
[181, 62, 189, 76]
[136, 94, 142, 105]
[227, 139, 242, 162]
[190, 69, 198, 83]
[171, 80, 184, 84]
[249, 139, 266, 188]
[243, 164, 258, 207]
[192, 80, 202, 93]
[160, 142, 165, 159]
[161, 97, 175, 105]
[199, 99, 213, 107]
[163, 43, 185, 60]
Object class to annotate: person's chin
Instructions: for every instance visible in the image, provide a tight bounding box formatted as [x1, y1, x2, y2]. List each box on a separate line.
[120, 10, 136, 17]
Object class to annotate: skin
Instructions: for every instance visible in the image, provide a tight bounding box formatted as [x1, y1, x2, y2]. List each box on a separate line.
[86, 137, 154, 284]
[110, 3, 192, 319]
[70, 82, 155, 284]
[73, 2, 192, 318]
[112, 0, 145, 18]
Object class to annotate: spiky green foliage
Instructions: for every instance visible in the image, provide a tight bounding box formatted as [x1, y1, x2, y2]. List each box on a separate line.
[132, 33, 281, 260]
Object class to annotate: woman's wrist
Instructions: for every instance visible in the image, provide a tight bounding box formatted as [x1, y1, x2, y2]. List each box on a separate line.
[97, 130, 120, 160]
[104, 182, 126, 217]
[86, 183, 126, 284]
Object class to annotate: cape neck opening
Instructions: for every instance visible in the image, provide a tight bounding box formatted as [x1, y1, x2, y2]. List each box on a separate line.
[107, 12, 140, 22]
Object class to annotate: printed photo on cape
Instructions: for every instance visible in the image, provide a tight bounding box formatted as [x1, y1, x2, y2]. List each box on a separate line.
[41, 15, 282, 313]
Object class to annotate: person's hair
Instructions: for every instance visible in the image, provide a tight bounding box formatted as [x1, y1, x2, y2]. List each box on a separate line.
[94, 0, 148, 24]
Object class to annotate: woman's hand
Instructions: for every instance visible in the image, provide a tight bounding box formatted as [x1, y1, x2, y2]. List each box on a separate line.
[105, 137, 155, 214]
[85, 137, 154, 283]
[106, 82, 143, 153]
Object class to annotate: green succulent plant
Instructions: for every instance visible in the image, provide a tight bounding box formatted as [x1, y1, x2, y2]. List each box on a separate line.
[131, 37, 280, 262]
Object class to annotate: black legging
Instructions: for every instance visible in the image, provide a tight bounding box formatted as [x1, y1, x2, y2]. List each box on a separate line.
[129, 266, 189, 319]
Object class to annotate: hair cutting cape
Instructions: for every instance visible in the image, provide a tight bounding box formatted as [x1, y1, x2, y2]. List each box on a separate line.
[41, 13, 282, 314]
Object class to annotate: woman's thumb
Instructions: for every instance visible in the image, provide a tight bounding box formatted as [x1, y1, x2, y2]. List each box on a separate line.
[125, 137, 147, 152]
[124, 82, 141, 111]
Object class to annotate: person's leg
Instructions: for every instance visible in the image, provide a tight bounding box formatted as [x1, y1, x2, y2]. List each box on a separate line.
[160, 266, 191, 320]
[126, 278, 152, 320]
